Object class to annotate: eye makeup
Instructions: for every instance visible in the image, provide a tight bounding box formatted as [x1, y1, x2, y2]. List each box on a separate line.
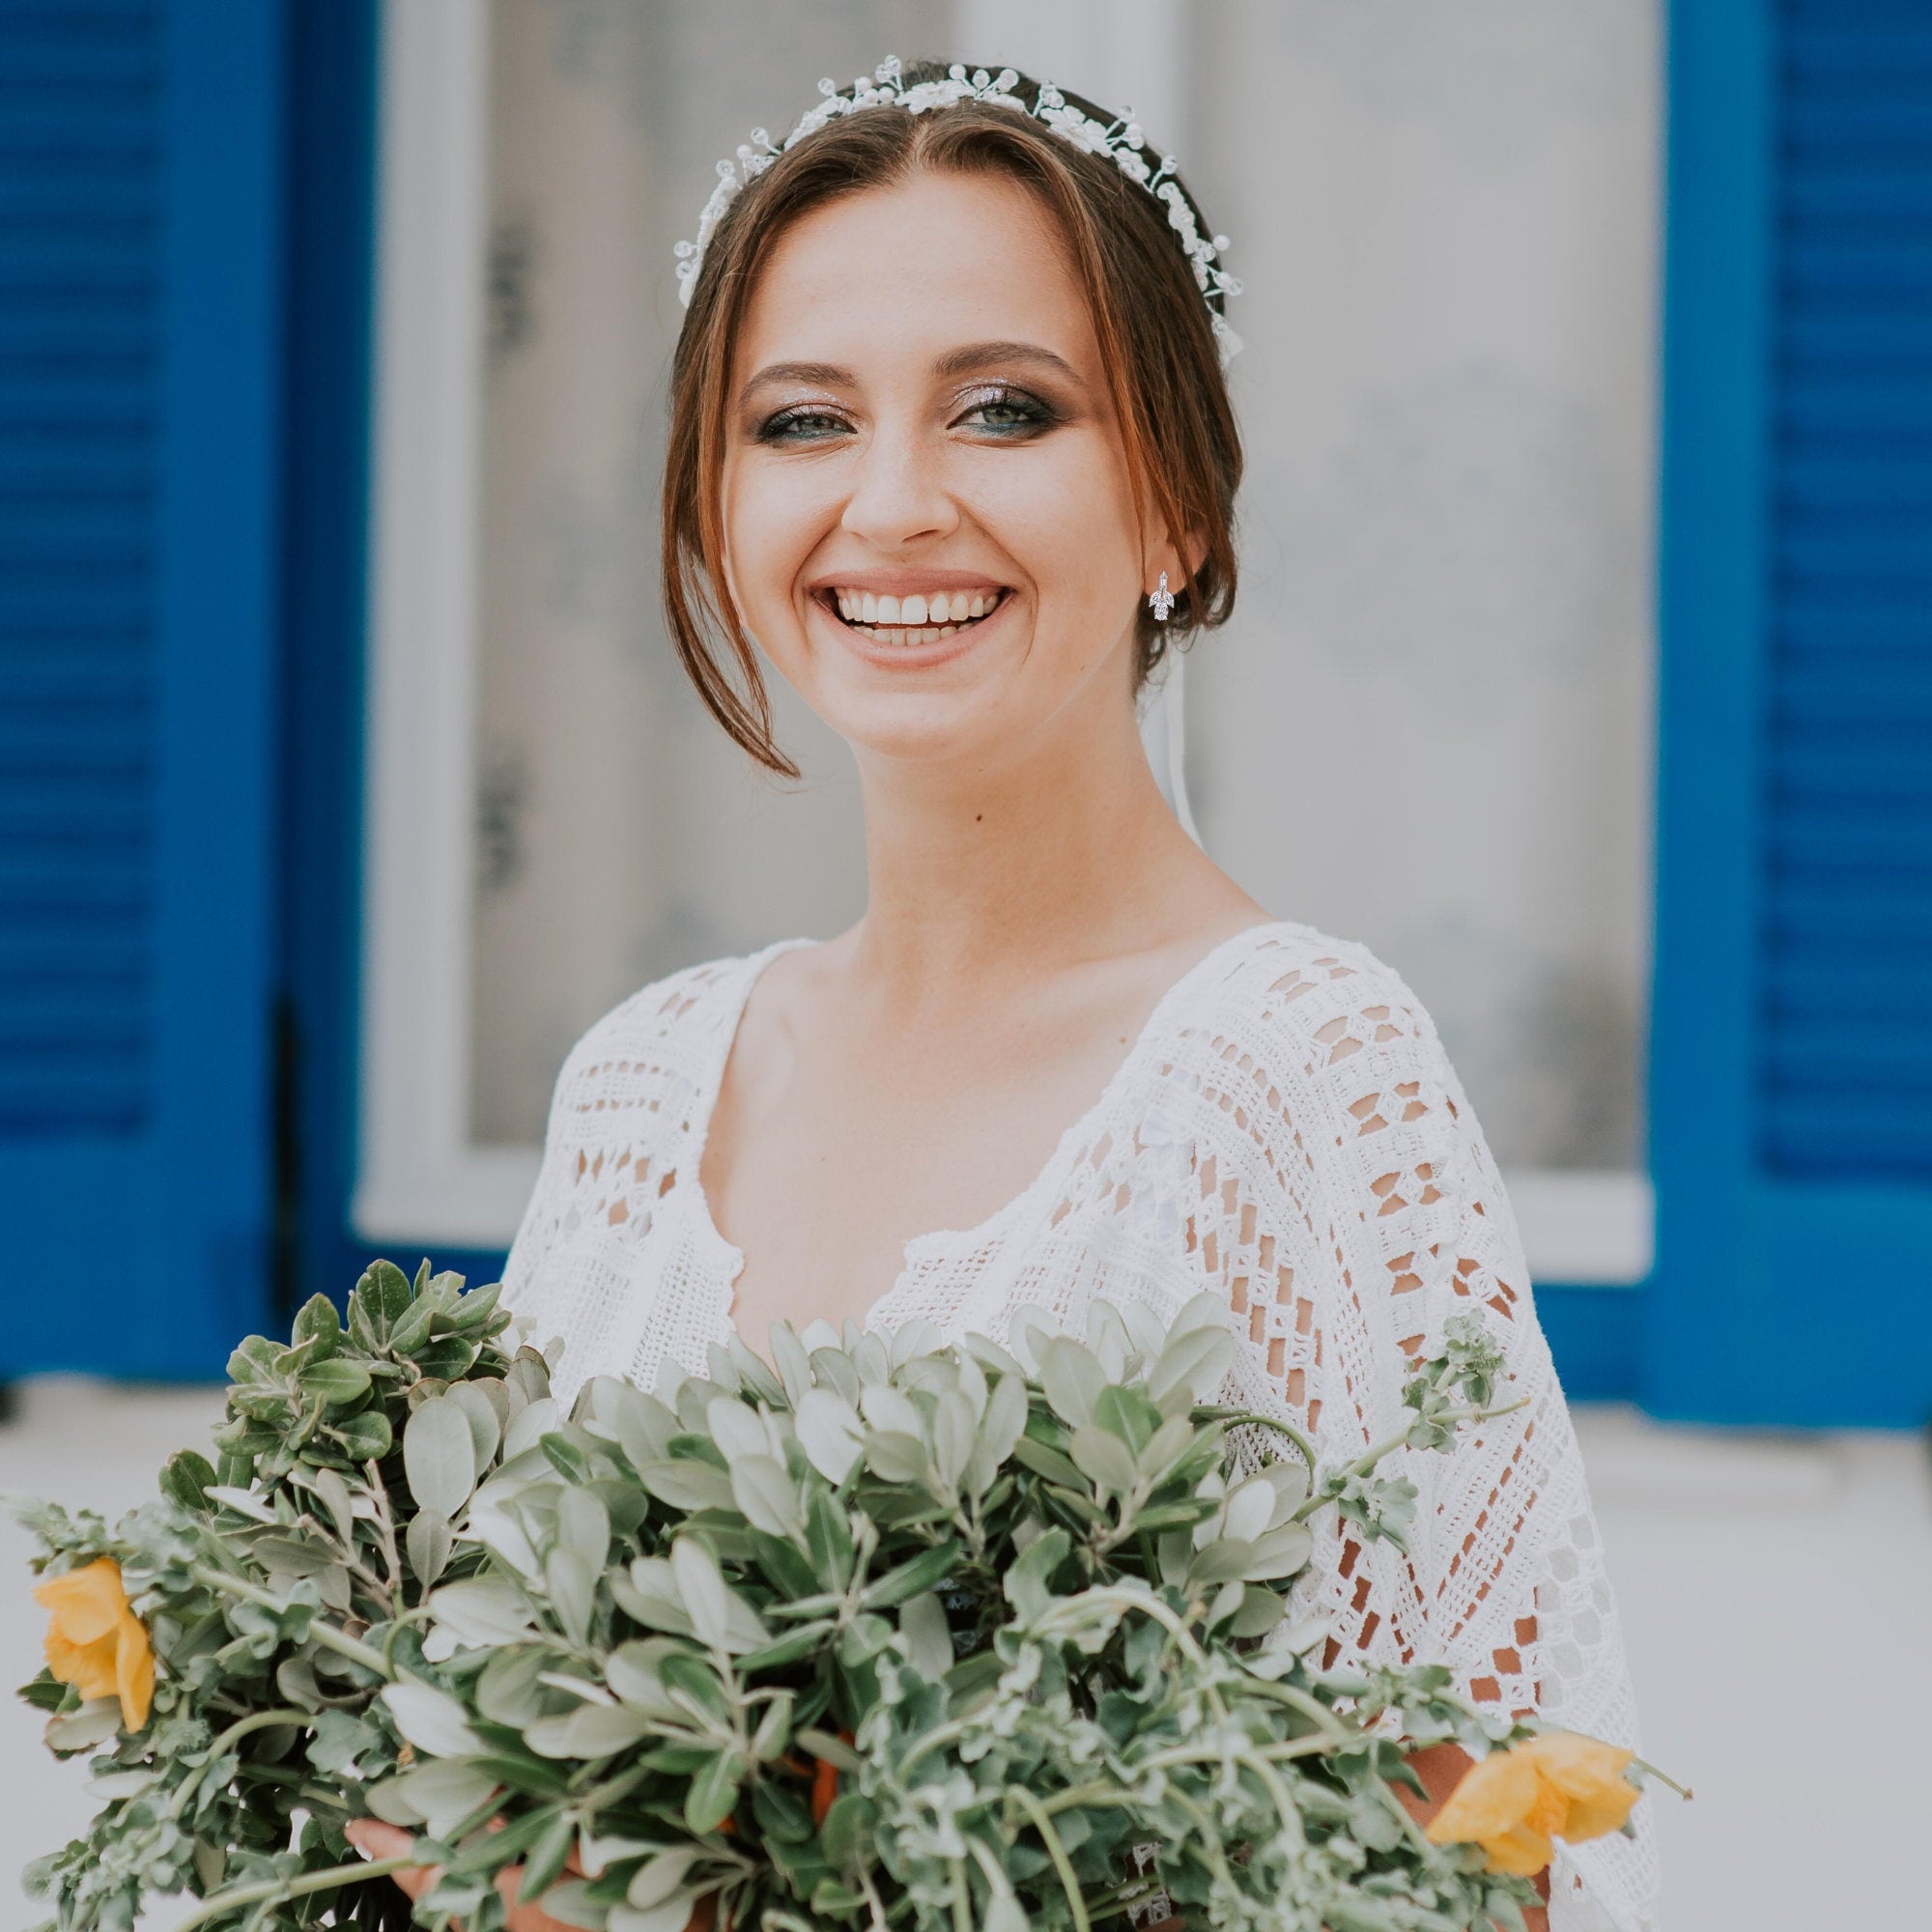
[951, 382, 1062, 439]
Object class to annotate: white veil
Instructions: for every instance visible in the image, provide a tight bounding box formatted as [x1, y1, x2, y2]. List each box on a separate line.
[1138, 649, 1201, 845]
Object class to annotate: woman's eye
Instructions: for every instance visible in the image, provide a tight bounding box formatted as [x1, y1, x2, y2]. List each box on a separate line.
[757, 408, 851, 445]
[956, 386, 1057, 437]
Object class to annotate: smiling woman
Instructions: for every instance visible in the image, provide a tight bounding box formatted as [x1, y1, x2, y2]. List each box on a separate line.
[663, 71, 1240, 776]
[360, 51, 1662, 1932]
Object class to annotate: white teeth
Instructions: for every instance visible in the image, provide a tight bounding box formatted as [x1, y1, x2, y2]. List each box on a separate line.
[828, 587, 1004, 637]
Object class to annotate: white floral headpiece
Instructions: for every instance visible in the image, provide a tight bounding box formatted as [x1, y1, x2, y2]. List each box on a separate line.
[675, 56, 1242, 366]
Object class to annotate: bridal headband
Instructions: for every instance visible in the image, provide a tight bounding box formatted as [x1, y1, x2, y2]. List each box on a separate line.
[674, 55, 1243, 367]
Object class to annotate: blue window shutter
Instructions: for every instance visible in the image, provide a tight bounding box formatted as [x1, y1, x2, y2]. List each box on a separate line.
[1651, 0, 1932, 1425]
[1761, 7, 1932, 1179]
[0, 0, 286, 1377]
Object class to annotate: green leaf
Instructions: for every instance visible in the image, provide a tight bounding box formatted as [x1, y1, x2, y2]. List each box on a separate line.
[683, 1747, 744, 1835]
[611, 1560, 694, 1638]
[1011, 1432, 1086, 1491]
[546, 1547, 595, 1646]
[1003, 1526, 1070, 1622]
[1068, 1423, 1140, 1495]
[556, 1486, 611, 1570]
[354, 1260, 414, 1341]
[406, 1507, 454, 1584]
[611, 1891, 701, 1932]
[526, 1702, 653, 1759]
[794, 1388, 865, 1484]
[305, 1358, 372, 1406]
[331, 1407, 393, 1461]
[660, 1652, 732, 1723]
[518, 1810, 581, 1906]
[626, 1847, 699, 1911]
[386, 1292, 440, 1358]
[819, 1790, 877, 1871]
[394, 1760, 505, 1838]
[406, 1398, 477, 1518]
[1037, 1336, 1105, 1427]
[1149, 1314, 1236, 1408]
[730, 1455, 803, 1542]
[735, 1619, 837, 1672]
[669, 1537, 728, 1634]
[805, 1488, 856, 1593]
[898, 1591, 953, 1680]
[1229, 1583, 1289, 1638]
[611, 1387, 680, 1473]
[292, 1292, 342, 1356]
[637, 1459, 735, 1514]
[159, 1448, 215, 1512]
[383, 1681, 486, 1759]
[445, 1379, 503, 1474]
[863, 1430, 928, 1486]
[1094, 1383, 1161, 1455]
[1242, 1520, 1314, 1581]
[859, 1539, 959, 1610]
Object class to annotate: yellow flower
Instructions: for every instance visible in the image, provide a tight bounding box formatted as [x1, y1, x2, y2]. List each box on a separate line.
[1427, 1731, 1638, 1877]
[35, 1557, 154, 1732]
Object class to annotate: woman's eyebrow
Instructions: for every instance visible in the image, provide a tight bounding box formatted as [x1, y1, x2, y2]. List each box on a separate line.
[932, 339, 1081, 383]
[740, 359, 853, 402]
[738, 341, 1082, 406]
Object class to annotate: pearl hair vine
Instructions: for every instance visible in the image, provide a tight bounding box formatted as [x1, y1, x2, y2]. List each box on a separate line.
[674, 55, 1243, 367]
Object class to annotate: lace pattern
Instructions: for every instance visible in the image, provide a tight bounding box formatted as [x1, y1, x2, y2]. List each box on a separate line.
[503, 923, 1657, 1931]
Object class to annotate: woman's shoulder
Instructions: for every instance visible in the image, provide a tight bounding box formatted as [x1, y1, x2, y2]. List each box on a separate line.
[1182, 920, 1449, 1070]
[542, 941, 798, 1124]
[1153, 918, 1482, 1148]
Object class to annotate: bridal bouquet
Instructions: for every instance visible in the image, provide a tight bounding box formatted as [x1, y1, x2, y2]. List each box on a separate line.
[15, 1263, 1647, 1932]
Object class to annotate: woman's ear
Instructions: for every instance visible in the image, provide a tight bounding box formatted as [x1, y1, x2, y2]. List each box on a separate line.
[1146, 523, 1208, 597]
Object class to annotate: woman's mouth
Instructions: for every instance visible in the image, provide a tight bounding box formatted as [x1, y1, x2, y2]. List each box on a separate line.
[818, 584, 1010, 647]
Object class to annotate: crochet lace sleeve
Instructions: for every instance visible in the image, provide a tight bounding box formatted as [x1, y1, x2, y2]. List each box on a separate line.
[1174, 941, 1658, 1931]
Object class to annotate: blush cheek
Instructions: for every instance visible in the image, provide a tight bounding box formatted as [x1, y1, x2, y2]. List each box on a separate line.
[724, 465, 832, 671]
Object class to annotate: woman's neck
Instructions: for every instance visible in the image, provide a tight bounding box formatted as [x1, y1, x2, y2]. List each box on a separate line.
[846, 681, 1229, 998]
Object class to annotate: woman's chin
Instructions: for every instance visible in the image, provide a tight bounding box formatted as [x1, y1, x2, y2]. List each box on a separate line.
[789, 593, 1035, 762]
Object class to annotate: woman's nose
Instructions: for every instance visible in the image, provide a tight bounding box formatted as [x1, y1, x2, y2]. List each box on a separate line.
[838, 424, 958, 551]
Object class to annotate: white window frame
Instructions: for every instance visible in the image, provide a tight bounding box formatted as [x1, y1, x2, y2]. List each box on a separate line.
[355, 0, 1654, 1284]
[355, 0, 538, 1245]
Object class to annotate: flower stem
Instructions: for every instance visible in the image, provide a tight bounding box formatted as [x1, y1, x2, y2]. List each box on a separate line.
[1291, 1397, 1530, 1522]
[190, 1563, 390, 1676]
[168, 1708, 313, 1819]
[1633, 1755, 1693, 1801]
[1011, 1784, 1091, 1932]
[1203, 1408, 1320, 1470]
[168, 1854, 413, 1931]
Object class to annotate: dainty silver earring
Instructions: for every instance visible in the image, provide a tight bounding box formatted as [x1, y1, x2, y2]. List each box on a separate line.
[1149, 571, 1175, 622]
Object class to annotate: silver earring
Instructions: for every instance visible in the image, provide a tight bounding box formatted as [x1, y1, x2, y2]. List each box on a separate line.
[1150, 571, 1175, 622]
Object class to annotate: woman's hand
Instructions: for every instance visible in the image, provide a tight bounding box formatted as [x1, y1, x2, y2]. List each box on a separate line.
[344, 1817, 586, 1932]
[1398, 1744, 1551, 1932]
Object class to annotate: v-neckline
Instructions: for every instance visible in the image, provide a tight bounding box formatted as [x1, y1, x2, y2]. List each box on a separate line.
[680, 922, 1293, 1331]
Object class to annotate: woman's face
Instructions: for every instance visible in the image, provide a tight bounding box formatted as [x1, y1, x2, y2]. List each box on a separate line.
[722, 167, 1159, 771]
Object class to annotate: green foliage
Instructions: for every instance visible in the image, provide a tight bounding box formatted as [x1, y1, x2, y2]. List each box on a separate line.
[14, 1271, 1540, 1932]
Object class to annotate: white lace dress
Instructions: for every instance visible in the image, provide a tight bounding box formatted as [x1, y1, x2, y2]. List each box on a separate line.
[501, 921, 1658, 1932]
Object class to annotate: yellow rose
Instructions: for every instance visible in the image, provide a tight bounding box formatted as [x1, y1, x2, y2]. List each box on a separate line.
[1427, 1731, 1638, 1877]
[35, 1557, 154, 1733]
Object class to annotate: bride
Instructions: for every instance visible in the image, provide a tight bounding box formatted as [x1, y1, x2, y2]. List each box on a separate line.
[350, 58, 1656, 1932]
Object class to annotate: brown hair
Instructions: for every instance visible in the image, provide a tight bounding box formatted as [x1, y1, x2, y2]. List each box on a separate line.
[662, 62, 1243, 776]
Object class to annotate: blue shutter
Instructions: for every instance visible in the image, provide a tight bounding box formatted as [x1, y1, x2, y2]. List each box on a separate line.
[0, 0, 160, 1139]
[1651, 0, 1932, 1425]
[1761, 6, 1932, 1179]
[0, 0, 286, 1378]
